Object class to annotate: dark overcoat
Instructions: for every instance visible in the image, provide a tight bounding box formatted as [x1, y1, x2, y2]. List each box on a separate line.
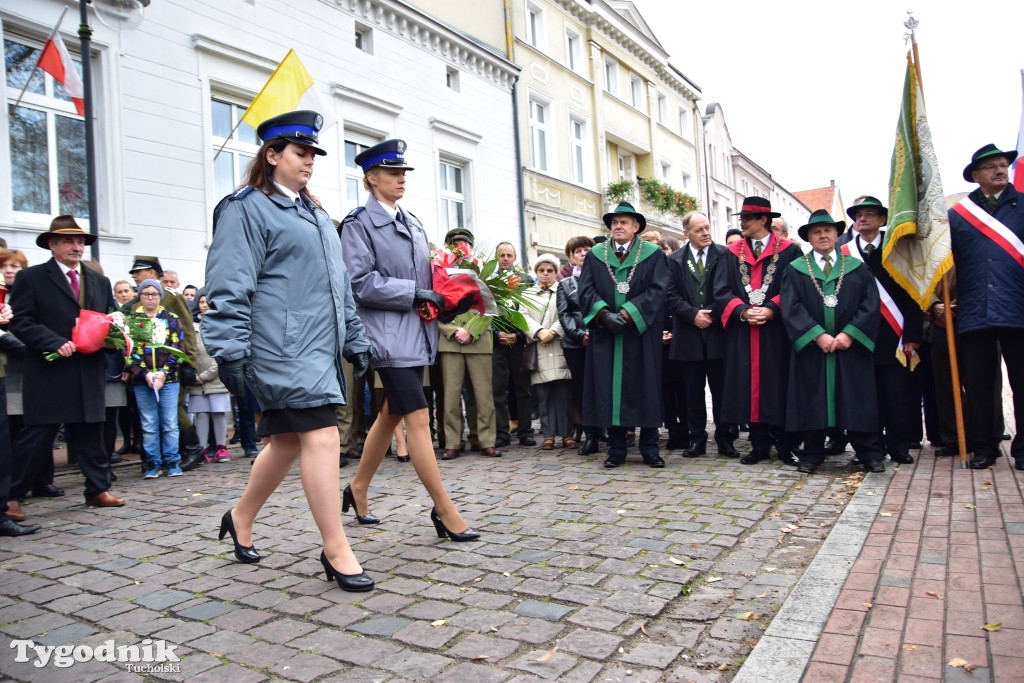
[712, 233, 803, 425]
[781, 253, 880, 432]
[666, 242, 727, 361]
[10, 259, 116, 424]
[579, 240, 667, 428]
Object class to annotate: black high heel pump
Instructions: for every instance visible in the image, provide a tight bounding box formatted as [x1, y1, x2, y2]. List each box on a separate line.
[320, 551, 374, 592]
[430, 508, 480, 542]
[342, 485, 380, 525]
[219, 509, 261, 563]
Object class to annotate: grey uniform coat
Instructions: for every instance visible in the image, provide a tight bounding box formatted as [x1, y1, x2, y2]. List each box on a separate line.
[340, 195, 438, 368]
[203, 187, 370, 411]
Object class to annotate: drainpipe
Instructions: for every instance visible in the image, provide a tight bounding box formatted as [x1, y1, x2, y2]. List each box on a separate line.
[504, 0, 528, 267]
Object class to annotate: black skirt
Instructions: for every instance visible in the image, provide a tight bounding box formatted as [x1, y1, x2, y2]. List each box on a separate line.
[257, 405, 338, 437]
[375, 366, 428, 415]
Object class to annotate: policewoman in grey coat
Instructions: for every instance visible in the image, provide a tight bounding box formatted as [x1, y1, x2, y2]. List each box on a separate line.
[340, 139, 479, 542]
[203, 110, 374, 592]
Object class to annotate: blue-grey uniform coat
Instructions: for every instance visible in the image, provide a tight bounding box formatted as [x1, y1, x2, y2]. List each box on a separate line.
[340, 195, 438, 368]
[202, 187, 370, 411]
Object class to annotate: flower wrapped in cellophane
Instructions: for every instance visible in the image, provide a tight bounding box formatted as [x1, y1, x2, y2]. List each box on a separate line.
[45, 309, 189, 363]
[417, 244, 537, 335]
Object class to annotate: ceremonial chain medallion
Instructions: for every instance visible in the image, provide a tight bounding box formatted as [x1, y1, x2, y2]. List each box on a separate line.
[738, 237, 779, 305]
[804, 253, 846, 308]
[604, 241, 643, 294]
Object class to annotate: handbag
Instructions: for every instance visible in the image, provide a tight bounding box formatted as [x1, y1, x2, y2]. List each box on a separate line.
[520, 342, 538, 373]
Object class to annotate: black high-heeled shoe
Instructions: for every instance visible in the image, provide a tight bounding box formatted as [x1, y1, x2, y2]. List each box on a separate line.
[342, 485, 380, 525]
[430, 508, 480, 542]
[320, 551, 374, 592]
[219, 509, 261, 563]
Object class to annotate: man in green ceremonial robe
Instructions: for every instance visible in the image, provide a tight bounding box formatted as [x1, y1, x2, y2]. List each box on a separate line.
[579, 202, 668, 468]
[780, 210, 884, 474]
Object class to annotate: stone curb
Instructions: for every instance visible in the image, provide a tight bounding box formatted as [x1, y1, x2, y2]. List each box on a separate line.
[732, 467, 895, 682]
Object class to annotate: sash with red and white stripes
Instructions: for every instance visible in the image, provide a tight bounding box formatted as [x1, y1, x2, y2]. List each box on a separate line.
[840, 242, 905, 347]
[951, 197, 1024, 270]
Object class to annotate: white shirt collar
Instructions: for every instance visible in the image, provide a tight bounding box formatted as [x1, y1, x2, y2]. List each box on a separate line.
[378, 201, 399, 220]
[857, 233, 882, 250]
[58, 262, 79, 277]
[814, 249, 838, 271]
[689, 243, 706, 260]
[274, 183, 299, 202]
[613, 238, 633, 253]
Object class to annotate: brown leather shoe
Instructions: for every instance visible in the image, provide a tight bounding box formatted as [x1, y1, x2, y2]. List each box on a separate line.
[482, 447, 502, 457]
[540, 438, 556, 450]
[86, 491, 125, 507]
[6, 501, 26, 522]
[441, 449, 459, 460]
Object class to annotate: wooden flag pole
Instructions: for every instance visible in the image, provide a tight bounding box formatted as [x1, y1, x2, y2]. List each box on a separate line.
[941, 274, 968, 467]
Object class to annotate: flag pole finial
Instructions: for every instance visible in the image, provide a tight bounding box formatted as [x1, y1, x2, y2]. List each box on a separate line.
[904, 11, 918, 44]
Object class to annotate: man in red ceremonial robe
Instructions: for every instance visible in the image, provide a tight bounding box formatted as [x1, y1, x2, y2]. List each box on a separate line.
[712, 197, 803, 465]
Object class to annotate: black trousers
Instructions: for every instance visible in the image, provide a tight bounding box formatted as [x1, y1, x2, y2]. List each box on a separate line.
[875, 362, 918, 455]
[681, 358, 730, 445]
[959, 327, 1024, 459]
[492, 341, 532, 441]
[662, 355, 686, 436]
[0, 379, 13, 520]
[801, 429, 884, 468]
[11, 421, 111, 499]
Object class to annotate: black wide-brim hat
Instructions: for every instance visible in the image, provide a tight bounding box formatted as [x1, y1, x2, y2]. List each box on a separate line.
[256, 110, 327, 156]
[846, 195, 888, 220]
[962, 143, 1017, 183]
[735, 196, 780, 219]
[798, 209, 846, 242]
[35, 215, 98, 249]
[602, 201, 646, 232]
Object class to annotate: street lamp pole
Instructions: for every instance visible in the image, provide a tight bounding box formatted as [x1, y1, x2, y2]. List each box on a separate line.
[77, 0, 99, 261]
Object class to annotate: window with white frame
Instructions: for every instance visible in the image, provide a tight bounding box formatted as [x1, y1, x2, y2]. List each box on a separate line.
[565, 27, 582, 73]
[438, 159, 466, 230]
[526, 2, 545, 49]
[343, 135, 376, 209]
[355, 23, 374, 54]
[569, 114, 587, 185]
[617, 153, 634, 181]
[680, 170, 691, 190]
[657, 93, 667, 123]
[678, 107, 690, 139]
[528, 96, 551, 172]
[211, 98, 259, 201]
[629, 73, 642, 109]
[603, 57, 618, 96]
[446, 66, 460, 92]
[660, 161, 671, 181]
[4, 34, 88, 220]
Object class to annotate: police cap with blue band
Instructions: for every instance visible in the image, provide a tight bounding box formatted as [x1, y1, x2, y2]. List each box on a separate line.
[256, 110, 327, 156]
[354, 139, 415, 172]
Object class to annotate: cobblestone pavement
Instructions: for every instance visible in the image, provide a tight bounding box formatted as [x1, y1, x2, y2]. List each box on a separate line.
[0, 434, 864, 682]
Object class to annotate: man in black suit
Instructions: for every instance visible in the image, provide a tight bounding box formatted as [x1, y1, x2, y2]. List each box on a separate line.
[7, 216, 125, 518]
[665, 211, 736, 457]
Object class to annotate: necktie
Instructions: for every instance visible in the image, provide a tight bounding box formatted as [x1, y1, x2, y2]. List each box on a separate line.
[295, 197, 303, 209]
[753, 240, 762, 259]
[617, 245, 626, 255]
[988, 195, 999, 213]
[822, 254, 832, 278]
[67, 269, 80, 298]
[863, 244, 875, 257]
[696, 249, 705, 277]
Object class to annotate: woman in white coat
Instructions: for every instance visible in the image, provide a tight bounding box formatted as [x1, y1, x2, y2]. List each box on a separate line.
[524, 254, 574, 450]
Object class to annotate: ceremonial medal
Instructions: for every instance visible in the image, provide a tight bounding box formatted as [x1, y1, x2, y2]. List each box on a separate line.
[824, 294, 838, 308]
[804, 253, 846, 310]
[748, 290, 765, 305]
[617, 282, 630, 294]
[603, 242, 643, 296]
[739, 238, 779, 307]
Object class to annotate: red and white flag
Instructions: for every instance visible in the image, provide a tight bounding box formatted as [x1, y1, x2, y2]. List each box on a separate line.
[1014, 69, 1023, 191]
[38, 31, 84, 115]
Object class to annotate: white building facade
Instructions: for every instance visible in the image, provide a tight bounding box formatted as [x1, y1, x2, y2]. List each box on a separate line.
[0, 0, 519, 287]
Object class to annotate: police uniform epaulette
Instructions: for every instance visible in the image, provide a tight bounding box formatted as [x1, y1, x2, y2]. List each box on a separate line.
[229, 186, 254, 200]
[345, 206, 365, 218]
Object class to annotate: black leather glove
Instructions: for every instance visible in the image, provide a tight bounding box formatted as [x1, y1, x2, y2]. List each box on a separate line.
[414, 288, 444, 310]
[217, 358, 247, 398]
[347, 350, 371, 382]
[602, 311, 628, 334]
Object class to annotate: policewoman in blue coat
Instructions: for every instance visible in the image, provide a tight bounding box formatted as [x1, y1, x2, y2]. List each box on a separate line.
[339, 139, 479, 542]
[203, 110, 375, 592]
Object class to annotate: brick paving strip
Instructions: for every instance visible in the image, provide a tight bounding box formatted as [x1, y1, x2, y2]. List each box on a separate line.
[0, 441, 867, 682]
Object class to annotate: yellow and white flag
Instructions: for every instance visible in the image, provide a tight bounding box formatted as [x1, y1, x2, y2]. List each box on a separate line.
[241, 50, 336, 132]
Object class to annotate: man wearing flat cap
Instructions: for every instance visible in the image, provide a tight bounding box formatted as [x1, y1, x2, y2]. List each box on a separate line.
[578, 202, 669, 468]
[948, 143, 1024, 469]
[840, 195, 922, 467]
[7, 216, 124, 511]
[781, 210, 883, 474]
[127, 255, 204, 470]
[712, 196, 804, 465]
